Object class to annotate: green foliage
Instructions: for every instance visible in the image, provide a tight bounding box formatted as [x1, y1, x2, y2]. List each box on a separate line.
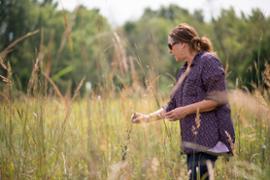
[1, 2, 270, 93]
[211, 8, 270, 88]
[123, 4, 211, 89]
[0, 1, 112, 93]
[1, 2, 270, 178]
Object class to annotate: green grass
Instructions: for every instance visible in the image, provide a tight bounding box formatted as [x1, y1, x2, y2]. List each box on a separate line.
[0, 90, 269, 179]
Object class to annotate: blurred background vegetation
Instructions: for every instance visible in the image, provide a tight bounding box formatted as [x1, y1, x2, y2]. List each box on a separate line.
[1, 0, 270, 94]
[1, 1, 270, 179]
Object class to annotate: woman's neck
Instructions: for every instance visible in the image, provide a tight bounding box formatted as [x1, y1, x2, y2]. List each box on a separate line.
[186, 51, 198, 66]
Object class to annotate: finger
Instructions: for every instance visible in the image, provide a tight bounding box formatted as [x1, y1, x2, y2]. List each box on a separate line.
[131, 114, 135, 121]
[131, 112, 138, 120]
[165, 112, 175, 119]
[164, 112, 172, 117]
[131, 113, 142, 121]
[169, 114, 178, 121]
[132, 118, 141, 123]
[160, 111, 166, 118]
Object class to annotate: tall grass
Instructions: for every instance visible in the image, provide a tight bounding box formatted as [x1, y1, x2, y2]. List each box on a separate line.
[0, 88, 269, 179]
[0, 22, 269, 179]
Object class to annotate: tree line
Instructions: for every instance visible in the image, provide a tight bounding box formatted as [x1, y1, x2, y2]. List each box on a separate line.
[1, 0, 270, 95]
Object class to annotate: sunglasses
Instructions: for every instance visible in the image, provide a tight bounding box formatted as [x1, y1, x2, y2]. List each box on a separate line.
[168, 42, 178, 50]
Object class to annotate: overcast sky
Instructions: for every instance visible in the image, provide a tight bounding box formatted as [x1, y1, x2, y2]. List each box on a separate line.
[58, 0, 270, 26]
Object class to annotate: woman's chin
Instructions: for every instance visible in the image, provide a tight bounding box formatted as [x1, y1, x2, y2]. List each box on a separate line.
[175, 58, 182, 62]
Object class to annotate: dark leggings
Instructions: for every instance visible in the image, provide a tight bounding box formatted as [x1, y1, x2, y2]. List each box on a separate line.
[187, 152, 218, 180]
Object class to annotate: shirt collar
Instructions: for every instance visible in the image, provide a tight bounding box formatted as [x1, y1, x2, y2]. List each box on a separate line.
[183, 51, 204, 68]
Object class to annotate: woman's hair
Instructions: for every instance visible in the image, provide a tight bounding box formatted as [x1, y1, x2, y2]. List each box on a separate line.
[169, 23, 213, 52]
[168, 23, 215, 98]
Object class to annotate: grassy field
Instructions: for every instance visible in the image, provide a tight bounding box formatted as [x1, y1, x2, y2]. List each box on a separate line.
[0, 88, 269, 179]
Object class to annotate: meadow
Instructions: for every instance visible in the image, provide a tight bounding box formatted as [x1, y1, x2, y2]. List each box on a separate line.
[1, 2, 270, 179]
[0, 87, 269, 179]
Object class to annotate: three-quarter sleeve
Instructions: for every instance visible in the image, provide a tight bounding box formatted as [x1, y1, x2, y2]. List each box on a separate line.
[201, 56, 227, 104]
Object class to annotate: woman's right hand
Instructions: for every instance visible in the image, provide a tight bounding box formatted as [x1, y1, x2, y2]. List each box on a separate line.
[131, 112, 150, 123]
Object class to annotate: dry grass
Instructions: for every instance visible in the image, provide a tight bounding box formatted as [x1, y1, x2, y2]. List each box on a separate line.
[0, 89, 269, 179]
[229, 89, 270, 126]
[0, 22, 269, 179]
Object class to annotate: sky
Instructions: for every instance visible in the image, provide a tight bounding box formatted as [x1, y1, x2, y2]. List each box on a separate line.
[58, 0, 270, 26]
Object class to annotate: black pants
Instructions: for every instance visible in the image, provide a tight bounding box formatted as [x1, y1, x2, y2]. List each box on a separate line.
[187, 152, 218, 180]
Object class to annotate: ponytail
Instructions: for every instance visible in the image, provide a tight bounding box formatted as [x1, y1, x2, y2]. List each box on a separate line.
[191, 36, 213, 52]
[169, 23, 214, 52]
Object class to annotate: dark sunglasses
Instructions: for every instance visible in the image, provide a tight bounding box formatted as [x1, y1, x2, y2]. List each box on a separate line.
[168, 42, 178, 50]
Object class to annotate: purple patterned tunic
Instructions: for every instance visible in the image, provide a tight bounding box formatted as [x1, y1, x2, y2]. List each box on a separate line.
[165, 52, 235, 154]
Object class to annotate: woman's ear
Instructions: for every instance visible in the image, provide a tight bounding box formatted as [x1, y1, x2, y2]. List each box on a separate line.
[179, 42, 186, 50]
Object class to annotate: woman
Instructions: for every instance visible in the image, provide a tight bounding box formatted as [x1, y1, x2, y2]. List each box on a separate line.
[131, 23, 235, 180]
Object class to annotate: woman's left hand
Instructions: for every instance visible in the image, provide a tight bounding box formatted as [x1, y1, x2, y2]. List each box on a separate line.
[164, 107, 189, 121]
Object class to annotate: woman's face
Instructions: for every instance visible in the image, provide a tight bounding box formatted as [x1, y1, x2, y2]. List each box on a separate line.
[168, 37, 188, 62]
